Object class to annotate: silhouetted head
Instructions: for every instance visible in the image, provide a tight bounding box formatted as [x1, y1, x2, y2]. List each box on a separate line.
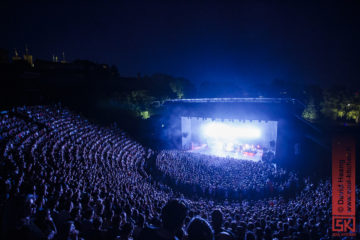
[211, 209, 223, 230]
[187, 217, 214, 240]
[161, 199, 188, 232]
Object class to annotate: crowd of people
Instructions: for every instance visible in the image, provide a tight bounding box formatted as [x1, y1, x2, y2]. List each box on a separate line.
[0, 105, 171, 239]
[155, 151, 300, 200]
[0, 105, 358, 239]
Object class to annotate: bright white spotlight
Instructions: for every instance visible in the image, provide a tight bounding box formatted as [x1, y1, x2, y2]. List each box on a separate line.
[214, 141, 224, 150]
[225, 142, 234, 151]
[235, 127, 261, 139]
[202, 122, 261, 140]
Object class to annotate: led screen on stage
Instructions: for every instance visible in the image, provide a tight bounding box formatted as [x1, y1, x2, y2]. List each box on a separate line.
[181, 117, 277, 162]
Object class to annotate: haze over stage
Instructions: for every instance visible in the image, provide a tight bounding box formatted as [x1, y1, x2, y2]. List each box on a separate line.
[181, 117, 277, 162]
[189, 147, 264, 162]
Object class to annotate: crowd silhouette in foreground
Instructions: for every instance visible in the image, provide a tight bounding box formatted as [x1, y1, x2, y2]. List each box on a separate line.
[0, 105, 359, 239]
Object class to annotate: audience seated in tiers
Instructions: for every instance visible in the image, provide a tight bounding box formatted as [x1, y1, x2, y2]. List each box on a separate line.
[0, 105, 358, 239]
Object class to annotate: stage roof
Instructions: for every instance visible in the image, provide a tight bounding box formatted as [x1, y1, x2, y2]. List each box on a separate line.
[165, 98, 305, 106]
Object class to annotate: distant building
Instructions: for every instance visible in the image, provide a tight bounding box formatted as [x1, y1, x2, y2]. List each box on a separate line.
[35, 59, 74, 71]
[23, 46, 34, 67]
[60, 52, 67, 64]
[11, 46, 34, 67]
[52, 55, 59, 62]
[52, 52, 67, 63]
[12, 49, 22, 62]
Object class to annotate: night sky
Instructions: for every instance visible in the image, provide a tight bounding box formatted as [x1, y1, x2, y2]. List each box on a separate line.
[1, 1, 360, 87]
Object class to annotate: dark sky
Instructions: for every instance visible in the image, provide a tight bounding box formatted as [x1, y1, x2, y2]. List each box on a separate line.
[1, 1, 360, 87]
